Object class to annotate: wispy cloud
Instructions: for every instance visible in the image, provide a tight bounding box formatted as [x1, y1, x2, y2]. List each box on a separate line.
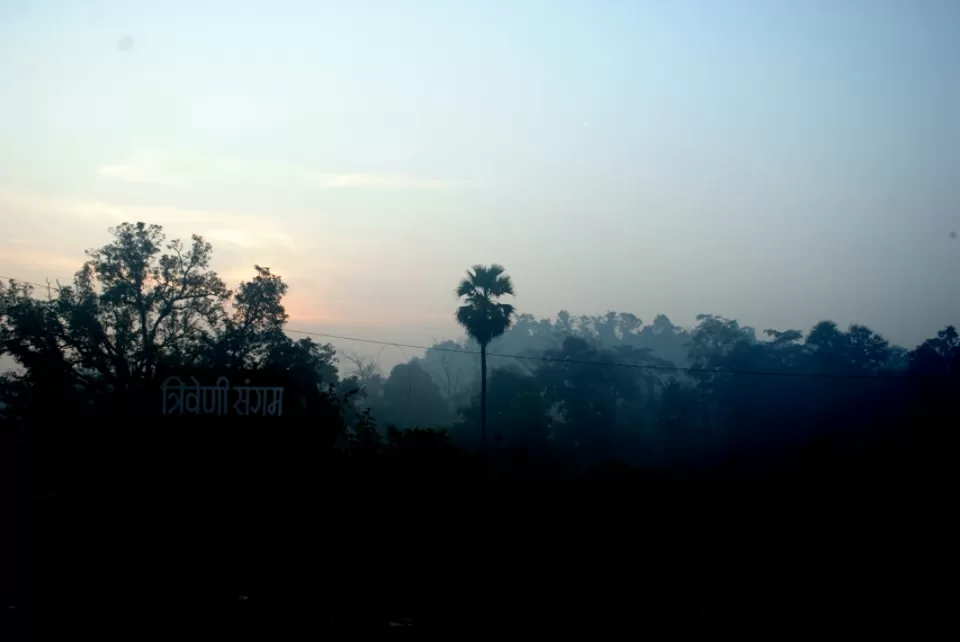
[0, 245, 87, 275]
[1, 178, 457, 333]
[0, 185, 308, 281]
[70, 201, 298, 253]
[96, 164, 191, 189]
[309, 173, 450, 190]
[95, 152, 453, 192]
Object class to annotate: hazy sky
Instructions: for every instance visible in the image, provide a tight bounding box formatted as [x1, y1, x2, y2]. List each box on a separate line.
[1, 0, 958, 367]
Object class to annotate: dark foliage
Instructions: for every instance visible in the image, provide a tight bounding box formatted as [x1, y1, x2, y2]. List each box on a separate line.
[2, 222, 955, 637]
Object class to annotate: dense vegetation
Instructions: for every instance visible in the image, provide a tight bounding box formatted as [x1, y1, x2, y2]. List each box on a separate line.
[3, 222, 955, 635]
[360, 282, 956, 481]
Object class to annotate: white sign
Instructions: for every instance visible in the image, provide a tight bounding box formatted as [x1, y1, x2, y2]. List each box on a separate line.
[161, 376, 284, 417]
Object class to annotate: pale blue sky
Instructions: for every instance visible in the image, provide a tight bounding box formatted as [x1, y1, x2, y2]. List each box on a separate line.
[1, 0, 958, 365]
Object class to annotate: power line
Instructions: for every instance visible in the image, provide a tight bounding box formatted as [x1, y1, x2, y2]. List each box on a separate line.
[0, 273, 944, 382]
[0, 276, 60, 290]
[284, 329, 926, 381]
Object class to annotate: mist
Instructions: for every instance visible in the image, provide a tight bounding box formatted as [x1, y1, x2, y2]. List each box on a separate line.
[3, 0, 957, 636]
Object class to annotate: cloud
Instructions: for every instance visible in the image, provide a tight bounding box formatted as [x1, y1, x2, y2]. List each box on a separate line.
[96, 164, 191, 189]
[308, 173, 451, 190]
[95, 153, 452, 192]
[0, 181, 458, 333]
[0, 185, 314, 285]
[76, 203, 301, 256]
[0, 245, 85, 276]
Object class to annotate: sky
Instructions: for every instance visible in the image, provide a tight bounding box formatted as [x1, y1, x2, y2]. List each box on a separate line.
[1, 0, 959, 370]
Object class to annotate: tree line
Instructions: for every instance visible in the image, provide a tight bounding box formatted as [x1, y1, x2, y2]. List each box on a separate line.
[353, 281, 956, 479]
[2, 221, 957, 482]
[4, 222, 954, 633]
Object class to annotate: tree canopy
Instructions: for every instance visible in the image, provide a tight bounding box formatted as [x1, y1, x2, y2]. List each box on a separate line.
[6, 221, 955, 634]
[2, 221, 956, 476]
[454, 263, 516, 347]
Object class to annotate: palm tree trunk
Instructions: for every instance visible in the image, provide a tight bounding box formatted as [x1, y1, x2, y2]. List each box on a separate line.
[480, 342, 487, 448]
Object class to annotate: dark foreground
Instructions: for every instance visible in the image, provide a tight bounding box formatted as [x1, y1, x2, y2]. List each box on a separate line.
[5, 423, 950, 639]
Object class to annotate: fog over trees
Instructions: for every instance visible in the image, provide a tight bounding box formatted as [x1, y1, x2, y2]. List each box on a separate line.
[3, 223, 955, 475]
[3, 223, 955, 634]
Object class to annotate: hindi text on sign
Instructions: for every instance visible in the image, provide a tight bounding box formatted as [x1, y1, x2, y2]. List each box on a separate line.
[162, 376, 284, 417]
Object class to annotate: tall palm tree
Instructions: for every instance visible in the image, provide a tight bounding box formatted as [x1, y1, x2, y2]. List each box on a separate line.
[455, 264, 516, 447]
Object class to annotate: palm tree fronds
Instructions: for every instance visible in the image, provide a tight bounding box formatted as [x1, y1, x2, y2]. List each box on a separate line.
[455, 277, 476, 298]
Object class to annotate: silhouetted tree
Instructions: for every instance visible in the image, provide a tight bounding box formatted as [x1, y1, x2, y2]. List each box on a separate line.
[455, 264, 516, 447]
[420, 339, 476, 409]
[341, 350, 382, 388]
[0, 222, 341, 393]
[0, 222, 354, 488]
[372, 360, 451, 430]
[454, 368, 550, 450]
[535, 336, 667, 467]
[908, 325, 959, 377]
